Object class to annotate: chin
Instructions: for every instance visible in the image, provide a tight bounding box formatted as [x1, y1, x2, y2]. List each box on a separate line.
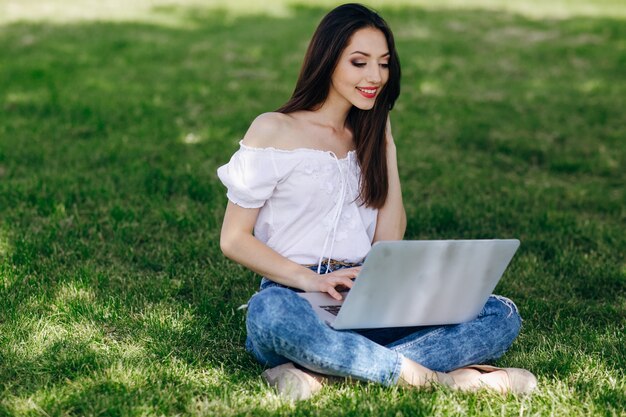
[352, 101, 376, 111]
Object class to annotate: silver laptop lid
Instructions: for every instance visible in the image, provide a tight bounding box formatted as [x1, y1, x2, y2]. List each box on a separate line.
[330, 239, 520, 329]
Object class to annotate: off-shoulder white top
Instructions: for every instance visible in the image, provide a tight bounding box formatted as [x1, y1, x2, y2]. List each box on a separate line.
[217, 141, 378, 271]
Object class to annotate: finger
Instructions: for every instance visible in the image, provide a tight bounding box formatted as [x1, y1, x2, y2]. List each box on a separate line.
[337, 277, 354, 288]
[332, 267, 361, 277]
[350, 266, 362, 275]
[326, 287, 343, 301]
[327, 274, 355, 285]
[342, 268, 360, 279]
[330, 277, 354, 292]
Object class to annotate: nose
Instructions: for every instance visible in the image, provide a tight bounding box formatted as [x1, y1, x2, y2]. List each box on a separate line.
[365, 63, 382, 84]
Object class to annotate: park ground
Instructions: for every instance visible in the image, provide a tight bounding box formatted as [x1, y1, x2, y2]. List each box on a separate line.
[0, 1, 624, 415]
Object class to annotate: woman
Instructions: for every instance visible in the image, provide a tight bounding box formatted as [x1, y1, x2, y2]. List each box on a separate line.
[218, 3, 537, 400]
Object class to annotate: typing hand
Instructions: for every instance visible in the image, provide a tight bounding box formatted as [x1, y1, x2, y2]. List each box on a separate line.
[314, 267, 361, 301]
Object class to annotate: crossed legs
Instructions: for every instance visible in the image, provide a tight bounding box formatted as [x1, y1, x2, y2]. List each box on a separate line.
[246, 287, 526, 393]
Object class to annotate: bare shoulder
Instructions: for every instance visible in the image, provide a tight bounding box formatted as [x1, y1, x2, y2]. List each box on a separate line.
[241, 112, 295, 149]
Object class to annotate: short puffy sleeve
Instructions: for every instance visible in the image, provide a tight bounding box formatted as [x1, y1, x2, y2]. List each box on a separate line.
[217, 146, 280, 208]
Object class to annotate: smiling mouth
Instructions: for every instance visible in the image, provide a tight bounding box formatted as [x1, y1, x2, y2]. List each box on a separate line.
[356, 86, 378, 98]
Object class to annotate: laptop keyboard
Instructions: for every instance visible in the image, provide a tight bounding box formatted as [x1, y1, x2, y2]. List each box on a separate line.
[320, 305, 342, 316]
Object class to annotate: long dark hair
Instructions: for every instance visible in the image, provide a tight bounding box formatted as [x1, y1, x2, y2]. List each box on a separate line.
[276, 3, 401, 208]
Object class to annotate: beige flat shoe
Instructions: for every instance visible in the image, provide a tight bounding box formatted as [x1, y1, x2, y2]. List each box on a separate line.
[261, 362, 325, 400]
[463, 364, 538, 395]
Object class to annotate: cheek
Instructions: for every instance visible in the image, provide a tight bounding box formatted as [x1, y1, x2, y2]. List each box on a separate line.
[332, 65, 354, 88]
[382, 71, 390, 85]
[339, 63, 361, 83]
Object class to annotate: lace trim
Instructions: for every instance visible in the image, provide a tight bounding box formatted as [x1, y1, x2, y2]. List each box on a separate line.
[238, 140, 355, 161]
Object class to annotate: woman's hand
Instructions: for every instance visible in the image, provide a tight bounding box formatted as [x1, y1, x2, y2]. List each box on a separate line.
[302, 267, 361, 301]
[222, 202, 362, 296]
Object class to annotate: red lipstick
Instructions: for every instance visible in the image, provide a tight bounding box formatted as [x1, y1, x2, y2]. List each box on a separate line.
[356, 86, 378, 99]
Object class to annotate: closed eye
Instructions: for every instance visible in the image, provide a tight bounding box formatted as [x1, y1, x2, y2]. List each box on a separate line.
[352, 62, 389, 68]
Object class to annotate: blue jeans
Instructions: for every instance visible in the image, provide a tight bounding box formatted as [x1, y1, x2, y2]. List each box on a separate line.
[247, 265, 522, 386]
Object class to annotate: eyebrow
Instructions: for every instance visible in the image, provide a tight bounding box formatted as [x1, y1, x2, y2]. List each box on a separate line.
[350, 51, 390, 58]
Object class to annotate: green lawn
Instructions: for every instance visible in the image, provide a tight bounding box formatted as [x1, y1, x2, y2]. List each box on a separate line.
[0, 1, 624, 416]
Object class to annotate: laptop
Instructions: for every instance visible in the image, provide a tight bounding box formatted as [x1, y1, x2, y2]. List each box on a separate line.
[297, 239, 520, 329]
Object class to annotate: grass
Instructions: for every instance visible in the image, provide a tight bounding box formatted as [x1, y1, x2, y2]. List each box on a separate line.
[0, 0, 624, 415]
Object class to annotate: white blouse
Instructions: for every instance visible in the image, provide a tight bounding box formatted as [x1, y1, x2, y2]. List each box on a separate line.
[217, 141, 378, 270]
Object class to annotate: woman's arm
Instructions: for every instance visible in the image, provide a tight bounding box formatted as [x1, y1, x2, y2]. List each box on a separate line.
[219, 113, 359, 300]
[220, 201, 359, 300]
[373, 116, 407, 242]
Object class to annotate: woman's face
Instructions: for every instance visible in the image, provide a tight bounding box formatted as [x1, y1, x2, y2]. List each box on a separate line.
[329, 27, 390, 110]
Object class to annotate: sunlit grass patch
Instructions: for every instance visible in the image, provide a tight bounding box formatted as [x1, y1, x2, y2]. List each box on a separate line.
[2, 0, 626, 27]
[0, 228, 11, 260]
[0, 0, 624, 416]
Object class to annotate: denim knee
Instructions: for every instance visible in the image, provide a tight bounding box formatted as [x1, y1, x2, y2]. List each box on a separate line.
[246, 287, 303, 340]
[486, 295, 522, 351]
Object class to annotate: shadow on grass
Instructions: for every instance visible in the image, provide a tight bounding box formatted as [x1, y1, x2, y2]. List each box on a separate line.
[0, 3, 624, 415]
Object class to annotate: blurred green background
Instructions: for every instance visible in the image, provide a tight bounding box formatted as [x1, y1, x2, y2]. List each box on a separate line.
[0, 1, 624, 416]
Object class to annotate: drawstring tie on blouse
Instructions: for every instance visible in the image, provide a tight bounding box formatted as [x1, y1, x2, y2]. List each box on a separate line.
[316, 152, 347, 274]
